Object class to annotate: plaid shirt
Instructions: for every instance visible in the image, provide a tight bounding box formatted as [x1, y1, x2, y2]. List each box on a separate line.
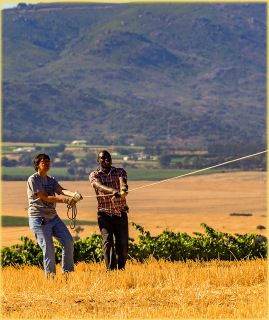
[89, 166, 129, 216]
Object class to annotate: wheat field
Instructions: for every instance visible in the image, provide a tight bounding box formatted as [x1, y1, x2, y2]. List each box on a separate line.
[1, 258, 267, 319]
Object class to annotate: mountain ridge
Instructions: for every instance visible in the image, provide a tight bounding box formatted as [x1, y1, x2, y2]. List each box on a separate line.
[2, 2, 267, 147]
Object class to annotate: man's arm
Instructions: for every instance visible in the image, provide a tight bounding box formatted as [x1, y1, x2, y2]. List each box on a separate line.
[55, 187, 76, 197]
[56, 187, 83, 203]
[37, 188, 82, 206]
[119, 177, 128, 198]
[37, 190, 67, 203]
[92, 181, 119, 196]
[119, 177, 127, 189]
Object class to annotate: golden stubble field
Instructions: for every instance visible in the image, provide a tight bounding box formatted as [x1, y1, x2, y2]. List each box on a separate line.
[1, 171, 267, 246]
[1, 259, 267, 319]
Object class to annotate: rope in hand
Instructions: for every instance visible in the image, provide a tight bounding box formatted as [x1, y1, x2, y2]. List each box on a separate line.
[65, 192, 82, 229]
[83, 149, 268, 198]
[67, 204, 77, 229]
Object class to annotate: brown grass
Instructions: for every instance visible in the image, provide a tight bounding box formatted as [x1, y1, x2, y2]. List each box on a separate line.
[1, 258, 267, 319]
[1, 172, 267, 246]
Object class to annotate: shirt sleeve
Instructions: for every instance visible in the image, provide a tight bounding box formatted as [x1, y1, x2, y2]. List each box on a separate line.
[52, 176, 61, 191]
[119, 168, 127, 181]
[28, 175, 44, 194]
[89, 171, 100, 186]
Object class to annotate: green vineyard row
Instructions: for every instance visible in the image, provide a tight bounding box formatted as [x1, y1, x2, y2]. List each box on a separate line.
[1, 223, 267, 268]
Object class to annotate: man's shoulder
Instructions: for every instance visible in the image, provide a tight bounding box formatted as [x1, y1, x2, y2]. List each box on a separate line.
[111, 166, 124, 170]
[90, 168, 101, 173]
[89, 167, 126, 176]
[28, 172, 38, 181]
[89, 168, 101, 177]
[46, 174, 58, 183]
[111, 167, 127, 175]
[28, 173, 56, 182]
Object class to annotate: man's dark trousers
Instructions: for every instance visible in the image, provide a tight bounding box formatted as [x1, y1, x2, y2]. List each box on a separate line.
[98, 211, 129, 270]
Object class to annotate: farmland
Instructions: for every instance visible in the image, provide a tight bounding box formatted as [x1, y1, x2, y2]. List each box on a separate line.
[1, 171, 267, 318]
[1, 259, 267, 319]
[2, 141, 266, 182]
[1, 166, 237, 181]
[1, 171, 267, 246]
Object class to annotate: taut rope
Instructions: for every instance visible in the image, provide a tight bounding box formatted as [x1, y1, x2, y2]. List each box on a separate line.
[83, 150, 267, 197]
[68, 150, 267, 228]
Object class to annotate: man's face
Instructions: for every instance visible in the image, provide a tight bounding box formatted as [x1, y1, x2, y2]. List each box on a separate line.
[38, 159, 51, 171]
[98, 152, 112, 169]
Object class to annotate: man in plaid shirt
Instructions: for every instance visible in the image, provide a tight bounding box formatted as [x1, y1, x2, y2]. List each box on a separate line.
[89, 150, 129, 270]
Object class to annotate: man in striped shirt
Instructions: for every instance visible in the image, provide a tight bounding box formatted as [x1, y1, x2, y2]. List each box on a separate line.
[89, 150, 129, 270]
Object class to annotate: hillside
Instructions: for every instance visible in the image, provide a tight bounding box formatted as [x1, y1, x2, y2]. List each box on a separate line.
[2, 2, 267, 147]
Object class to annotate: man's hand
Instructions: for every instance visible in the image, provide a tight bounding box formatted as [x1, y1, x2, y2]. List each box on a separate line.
[120, 186, 128, 198]
[63, 192, 83, 207]
[73, 191, 83, 202]
[63, 197, 76, 207]
[111, 190, 119, 201]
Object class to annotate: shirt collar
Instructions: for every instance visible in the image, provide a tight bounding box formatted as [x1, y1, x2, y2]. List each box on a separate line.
[98, 166, 115, 175]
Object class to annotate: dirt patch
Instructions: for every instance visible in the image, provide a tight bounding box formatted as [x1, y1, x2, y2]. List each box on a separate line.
[1, 171, 267, 246]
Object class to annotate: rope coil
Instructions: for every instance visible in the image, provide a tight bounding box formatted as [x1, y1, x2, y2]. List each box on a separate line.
[67, 204, 77, 229]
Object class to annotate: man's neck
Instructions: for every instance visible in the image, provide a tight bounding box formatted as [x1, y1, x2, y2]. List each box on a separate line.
[37, 170, 47, 178]
[101, 166, 111, 174]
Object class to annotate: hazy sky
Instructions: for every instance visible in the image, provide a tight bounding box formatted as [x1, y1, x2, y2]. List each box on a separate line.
[1, 1, 128, 10]
[1, 2, 38, 10]
[2, 2, 17, 10]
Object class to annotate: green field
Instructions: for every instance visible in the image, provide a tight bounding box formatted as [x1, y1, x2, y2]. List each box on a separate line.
[1, 142, 60, 148]
[1, 216, 97, 227]
[1, 166, 236, 181]
[126, 168, 235, 180]
[1, 167, 75, 178]
[1, 142, 144, 150]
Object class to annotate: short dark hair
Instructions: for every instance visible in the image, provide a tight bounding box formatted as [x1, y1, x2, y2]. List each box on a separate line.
[34, 154, 50, 172]
[97, 150, 111, 159]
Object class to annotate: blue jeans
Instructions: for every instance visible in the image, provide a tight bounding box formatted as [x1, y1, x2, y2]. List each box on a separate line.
[29, 215, 74, 276]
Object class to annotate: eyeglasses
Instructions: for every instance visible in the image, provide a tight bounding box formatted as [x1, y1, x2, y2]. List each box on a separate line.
[39, 160, 51, 164]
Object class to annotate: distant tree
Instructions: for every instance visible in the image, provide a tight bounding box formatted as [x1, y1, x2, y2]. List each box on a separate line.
[60, 151, 75, 162]
[78, 153, 97, 168]
[158, 154, 171, 168]
[18, 153, 36, 167]
[67, 160, 87, 177]
[67, 168, 75, 175]
[144, 145, 163, 156]
[53, 160, 68, 168]
[2, 156, 18, 167]
[78, 158, 88, 168]
[115, 148, 132, 156]
[86, 135, 113, 146]
[55, 144, 66, 153]
[34, 144, 66, 159]
[85, 153, 97, 167]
